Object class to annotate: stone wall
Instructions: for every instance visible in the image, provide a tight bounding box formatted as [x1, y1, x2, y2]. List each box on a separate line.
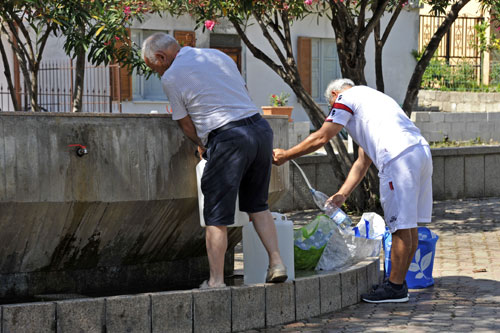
[416, 90, 500, 113]
[0, 113, 289, 298]
[0, 258, 380, 332]
[412, 111, 500, 142]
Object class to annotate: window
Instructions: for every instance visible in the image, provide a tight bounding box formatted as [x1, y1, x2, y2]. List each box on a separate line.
[311, 39, 341, 103]
[297, 37, 341, 104]
[131, 29, 169, 101]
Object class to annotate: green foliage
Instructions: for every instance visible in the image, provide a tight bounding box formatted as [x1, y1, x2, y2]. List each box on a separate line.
[270, 92, 290, 106]
[419, 57, 500, 92]
[54, 1, 167, 76]
[162, 0, 329, 32]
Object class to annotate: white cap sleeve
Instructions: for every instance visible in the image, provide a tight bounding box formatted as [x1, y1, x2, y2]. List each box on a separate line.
[325, 101, 354, 126]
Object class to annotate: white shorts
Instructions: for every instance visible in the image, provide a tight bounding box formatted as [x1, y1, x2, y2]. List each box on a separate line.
[379, 144, 433, 233]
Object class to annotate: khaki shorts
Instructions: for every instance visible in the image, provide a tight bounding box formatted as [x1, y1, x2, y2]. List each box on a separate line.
[379, 144, 433, 233]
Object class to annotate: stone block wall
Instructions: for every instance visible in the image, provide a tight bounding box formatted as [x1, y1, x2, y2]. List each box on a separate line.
[416, 90, 500, 113]
[412, 111, 500, 142]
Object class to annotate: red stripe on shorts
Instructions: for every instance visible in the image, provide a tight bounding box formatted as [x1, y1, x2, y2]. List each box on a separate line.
[389, 181, 394, 190]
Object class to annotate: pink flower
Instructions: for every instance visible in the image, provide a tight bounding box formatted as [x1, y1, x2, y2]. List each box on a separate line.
[204, 20, 216, 31]
[123, 6, 131, 15]
[115, 36, 120, 41]
[283, 3, 289, 9]
[304, 0, 313, 5]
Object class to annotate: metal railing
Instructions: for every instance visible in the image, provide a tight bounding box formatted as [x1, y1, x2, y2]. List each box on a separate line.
[419, 15, 483, 89]
[0, 60, 122, 113]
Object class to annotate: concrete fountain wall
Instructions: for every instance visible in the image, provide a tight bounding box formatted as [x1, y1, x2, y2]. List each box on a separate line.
[0, 113, 289, 298]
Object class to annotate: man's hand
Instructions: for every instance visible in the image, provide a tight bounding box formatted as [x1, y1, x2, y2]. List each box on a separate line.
[327, 192, 347, 208]
[272, 148, 288, 166]
[197, 146, 206, 160]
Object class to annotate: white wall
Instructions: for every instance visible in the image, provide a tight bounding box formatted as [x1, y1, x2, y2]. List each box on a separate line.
[365, 8, 420, 105]
[244, 8, 419, 123]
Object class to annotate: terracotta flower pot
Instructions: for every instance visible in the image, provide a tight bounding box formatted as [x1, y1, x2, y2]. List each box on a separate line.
[261, 106, 293, 122]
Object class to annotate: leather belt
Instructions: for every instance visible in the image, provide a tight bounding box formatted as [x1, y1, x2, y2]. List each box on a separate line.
[207, 113, 262, 143]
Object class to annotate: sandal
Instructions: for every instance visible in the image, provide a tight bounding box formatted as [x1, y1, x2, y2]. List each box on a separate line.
[199, 280, 226, 289]
[266, 264, 288, 283]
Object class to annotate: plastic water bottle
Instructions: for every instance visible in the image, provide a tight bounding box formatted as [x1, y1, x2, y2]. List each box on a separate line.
[311, 189, 351, 231]
[324, 201, 352, 232]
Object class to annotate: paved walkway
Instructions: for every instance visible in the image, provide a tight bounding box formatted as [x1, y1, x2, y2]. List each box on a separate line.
[244, 198, 500, 332]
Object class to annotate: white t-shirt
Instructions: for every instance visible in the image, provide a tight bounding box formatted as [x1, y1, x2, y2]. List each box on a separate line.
[161, 47, 258, 145]
[325, 85, 428, 170]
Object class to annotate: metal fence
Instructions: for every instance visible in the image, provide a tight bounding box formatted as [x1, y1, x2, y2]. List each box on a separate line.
[419, 15, 483, 89]
[0, 60, 121, 113]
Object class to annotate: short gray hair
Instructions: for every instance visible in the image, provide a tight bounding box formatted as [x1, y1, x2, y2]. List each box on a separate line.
[141, 32, 179, 63]
[324, 78, 355, 102]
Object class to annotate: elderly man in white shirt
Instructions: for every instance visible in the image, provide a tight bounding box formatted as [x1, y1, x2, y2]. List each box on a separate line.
[142, 33, 287, 288]
[273, 78, 433, 303]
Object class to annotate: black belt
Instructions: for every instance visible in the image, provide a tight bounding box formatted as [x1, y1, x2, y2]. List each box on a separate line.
[208, 113, 261, 143]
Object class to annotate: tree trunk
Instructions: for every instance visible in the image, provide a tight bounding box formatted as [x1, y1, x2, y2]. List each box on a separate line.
[72, 47, 86, 112]
[28, 68, 39, 112]
[402, 0, 470, 116]
[230, 15, 379, 211]
[374, 22, 385, 92]
[336, 37, 368, 85]
[0, 36, 20, 111]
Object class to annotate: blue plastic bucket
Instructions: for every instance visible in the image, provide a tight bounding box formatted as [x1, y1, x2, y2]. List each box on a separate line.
[383, 227, 439, 289]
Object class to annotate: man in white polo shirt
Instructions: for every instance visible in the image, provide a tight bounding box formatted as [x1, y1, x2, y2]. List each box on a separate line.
[141, 33, 287, 288]
[273, 78, 433, 303]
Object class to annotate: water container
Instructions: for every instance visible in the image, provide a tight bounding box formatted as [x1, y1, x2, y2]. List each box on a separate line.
[242, 212, 295, 284]
[196, 159, 249, 227]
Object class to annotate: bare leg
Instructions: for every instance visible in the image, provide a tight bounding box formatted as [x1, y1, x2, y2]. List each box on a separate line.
[248, 210, 284, 267]
[205, 225, 228, 287]
[389, 227, 417, 284]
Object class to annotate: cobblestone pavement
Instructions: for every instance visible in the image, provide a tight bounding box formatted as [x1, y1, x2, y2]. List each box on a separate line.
[244, 198, 500, 332]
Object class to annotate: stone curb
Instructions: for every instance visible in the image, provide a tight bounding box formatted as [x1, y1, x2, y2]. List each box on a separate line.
[0, 258, 379, 333]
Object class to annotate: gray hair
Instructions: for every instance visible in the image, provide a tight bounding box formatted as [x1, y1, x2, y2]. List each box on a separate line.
[324, 78, 355, 102]
[141, 32, 179, 63]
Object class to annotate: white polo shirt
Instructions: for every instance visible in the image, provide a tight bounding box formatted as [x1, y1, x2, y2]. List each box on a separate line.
[161, 47, 258, 145]
[325, 86, 428, 170]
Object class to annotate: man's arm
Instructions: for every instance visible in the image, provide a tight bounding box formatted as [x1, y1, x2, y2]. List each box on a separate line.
[273, 122, 344, 165]
[329, 146, 372, 207]
[176, 115, 205, 149]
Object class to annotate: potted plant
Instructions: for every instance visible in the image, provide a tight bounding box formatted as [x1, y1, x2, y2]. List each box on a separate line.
[262, 92, 293, 122]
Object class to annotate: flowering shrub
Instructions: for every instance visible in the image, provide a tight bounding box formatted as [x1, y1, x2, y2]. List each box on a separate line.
[270, 93, 290, 106]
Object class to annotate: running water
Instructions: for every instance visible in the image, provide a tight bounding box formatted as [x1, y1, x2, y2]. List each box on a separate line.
[290, 159, 329, 210]
[290, 160, 351, 231]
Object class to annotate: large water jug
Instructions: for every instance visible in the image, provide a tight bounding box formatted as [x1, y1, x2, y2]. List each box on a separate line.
[196, 159, 249, 227]
[242, 213, 295, 284]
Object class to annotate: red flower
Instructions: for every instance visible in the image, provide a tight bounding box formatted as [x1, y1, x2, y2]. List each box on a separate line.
[204, 20, 216, 31]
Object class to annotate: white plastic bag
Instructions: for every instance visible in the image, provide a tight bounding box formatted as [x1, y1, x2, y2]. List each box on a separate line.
[315, 212, 385, 271]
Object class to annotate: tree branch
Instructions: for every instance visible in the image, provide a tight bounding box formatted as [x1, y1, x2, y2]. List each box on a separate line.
[359, 0, 390, 44]
[35, 25, 53, 70]
[382, 1, 404, 44]
[280, 10, 296, 69]
[251, 10, 292, 73]
[230, 19, 288, 80]
[262, 11, 286, 46]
